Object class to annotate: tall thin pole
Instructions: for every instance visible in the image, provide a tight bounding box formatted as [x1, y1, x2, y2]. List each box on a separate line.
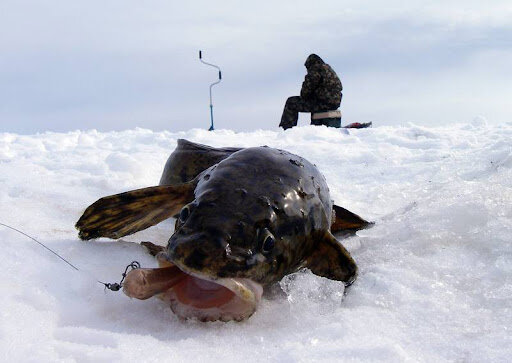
[199, 50, 222, 131]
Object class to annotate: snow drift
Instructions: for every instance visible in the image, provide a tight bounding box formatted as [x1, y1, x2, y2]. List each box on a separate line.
[0, 122, 511, 362]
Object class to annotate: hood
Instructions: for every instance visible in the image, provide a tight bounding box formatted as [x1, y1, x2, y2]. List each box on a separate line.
[305, 53, 324, 69]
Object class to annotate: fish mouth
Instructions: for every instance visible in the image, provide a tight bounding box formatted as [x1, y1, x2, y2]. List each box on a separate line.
[122, 259, 263, 322]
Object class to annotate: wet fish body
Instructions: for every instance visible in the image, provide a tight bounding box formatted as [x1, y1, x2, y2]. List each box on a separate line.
[76, 140, 370, 321]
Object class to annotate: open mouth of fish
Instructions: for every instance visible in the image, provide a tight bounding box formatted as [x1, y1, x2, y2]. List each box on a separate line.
[122, 260, 263, 322]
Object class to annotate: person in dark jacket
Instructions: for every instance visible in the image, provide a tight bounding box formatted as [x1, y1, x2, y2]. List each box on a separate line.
[279, 54, 343, 130]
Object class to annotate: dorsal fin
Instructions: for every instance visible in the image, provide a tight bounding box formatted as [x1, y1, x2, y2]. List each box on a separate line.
[159, 139, 241, 185]
[76, 182, 196, 240]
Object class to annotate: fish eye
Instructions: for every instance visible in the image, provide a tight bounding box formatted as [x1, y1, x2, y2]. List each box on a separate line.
[261, 232, 275, 253]
[179, 206, 190, 223]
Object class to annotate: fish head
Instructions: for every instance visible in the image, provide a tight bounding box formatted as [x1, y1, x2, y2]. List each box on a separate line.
[156, 173, 312, 321]
[165, 187, 296, 285]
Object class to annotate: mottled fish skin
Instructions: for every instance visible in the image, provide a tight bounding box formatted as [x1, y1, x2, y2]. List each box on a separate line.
[75, 140, 364, 321]
[160, 139, 242, 185]
[161, 146, 334, 285]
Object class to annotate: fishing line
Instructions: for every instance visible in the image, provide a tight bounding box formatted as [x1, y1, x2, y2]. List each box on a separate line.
[0, 222, 140, 292]
[1, 222, 80, 271]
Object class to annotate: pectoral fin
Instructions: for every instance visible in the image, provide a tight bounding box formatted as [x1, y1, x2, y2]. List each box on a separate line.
[306, 232, 358, 286]
[331, 204, 373, 234]
[76, 182, 196, 240]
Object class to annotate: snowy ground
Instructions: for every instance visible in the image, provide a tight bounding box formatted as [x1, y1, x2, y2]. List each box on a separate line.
[0, 122, 511, 362]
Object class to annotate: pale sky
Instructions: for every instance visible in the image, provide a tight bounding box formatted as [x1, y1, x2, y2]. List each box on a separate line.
[1, 0, 511, 133]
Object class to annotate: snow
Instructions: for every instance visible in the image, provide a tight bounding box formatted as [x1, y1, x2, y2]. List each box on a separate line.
[0, 122, 511, 362]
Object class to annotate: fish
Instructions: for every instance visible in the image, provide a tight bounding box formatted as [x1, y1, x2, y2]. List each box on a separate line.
[75, 139, 371, 321]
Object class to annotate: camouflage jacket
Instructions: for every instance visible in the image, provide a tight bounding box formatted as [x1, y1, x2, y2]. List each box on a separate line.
[300, 55, 342, 107]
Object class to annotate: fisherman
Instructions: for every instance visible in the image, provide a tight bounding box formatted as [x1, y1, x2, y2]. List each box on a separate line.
[279, 54, 343, 130]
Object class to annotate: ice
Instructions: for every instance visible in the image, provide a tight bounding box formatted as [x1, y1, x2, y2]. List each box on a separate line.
[0, 123, 511, 362]
[279, 270, 346, 316]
